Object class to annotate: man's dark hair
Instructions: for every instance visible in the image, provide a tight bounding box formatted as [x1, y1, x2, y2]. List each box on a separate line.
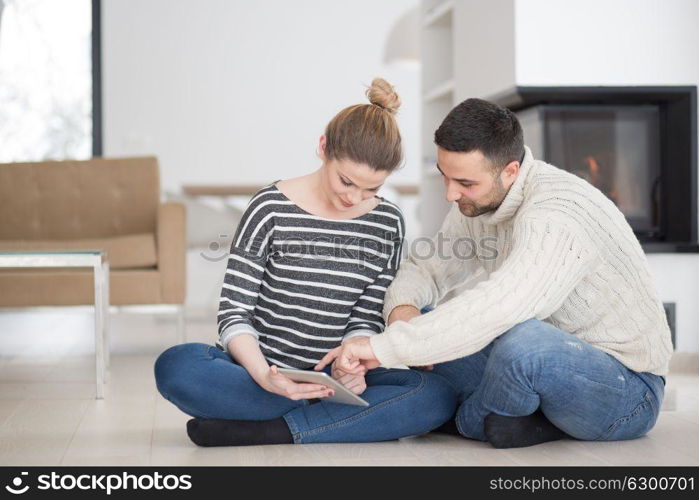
[434, 98, 524, 171]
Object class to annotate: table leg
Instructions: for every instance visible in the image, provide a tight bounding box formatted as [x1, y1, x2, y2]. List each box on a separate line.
[102, 261, 111, 377]
[94, 261, 106, 399]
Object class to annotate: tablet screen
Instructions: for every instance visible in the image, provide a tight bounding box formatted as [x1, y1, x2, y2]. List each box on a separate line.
[277, 368, 370, 406]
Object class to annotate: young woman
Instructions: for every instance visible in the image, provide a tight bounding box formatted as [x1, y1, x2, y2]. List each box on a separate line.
[154, 78, 457, 446]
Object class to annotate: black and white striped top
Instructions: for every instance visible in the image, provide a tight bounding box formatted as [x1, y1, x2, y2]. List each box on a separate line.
[216, 182, 405, 369]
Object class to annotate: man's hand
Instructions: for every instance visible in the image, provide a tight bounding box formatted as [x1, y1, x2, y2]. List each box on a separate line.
[315, 337, 379, 375]
[331, 361, 367, 394]
[387, 305, 421, 326]
[330, 336, 369, 393]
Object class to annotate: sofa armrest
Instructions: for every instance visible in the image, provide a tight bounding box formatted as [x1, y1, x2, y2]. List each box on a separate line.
[157, 202, 186, 304]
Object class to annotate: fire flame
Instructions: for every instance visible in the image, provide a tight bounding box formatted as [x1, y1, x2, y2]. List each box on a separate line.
[585, 155, 617, 201]
[584, 156, 599, 185]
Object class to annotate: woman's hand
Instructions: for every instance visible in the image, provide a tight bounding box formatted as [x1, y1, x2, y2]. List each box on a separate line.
[260, 365, 335, 401]
[331, 361, 367, 395]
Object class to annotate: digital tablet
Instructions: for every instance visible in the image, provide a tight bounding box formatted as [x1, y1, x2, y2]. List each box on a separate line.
[277, 368, 370, 406]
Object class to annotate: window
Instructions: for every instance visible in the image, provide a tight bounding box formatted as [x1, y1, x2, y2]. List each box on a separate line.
[0, 0, 100, 162]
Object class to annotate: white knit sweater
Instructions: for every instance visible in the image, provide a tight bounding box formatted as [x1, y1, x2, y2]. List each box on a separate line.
[372, 146, 673, 376]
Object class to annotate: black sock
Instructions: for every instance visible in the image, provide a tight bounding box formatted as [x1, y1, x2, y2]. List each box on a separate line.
[484, 410, 568, 449]
[186, 417, 293, 447]
[434, 418, 462, 436]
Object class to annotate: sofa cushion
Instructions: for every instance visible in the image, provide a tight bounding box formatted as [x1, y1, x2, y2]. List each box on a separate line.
[0, 268, 163, 306]
[0, 233, 157, 270]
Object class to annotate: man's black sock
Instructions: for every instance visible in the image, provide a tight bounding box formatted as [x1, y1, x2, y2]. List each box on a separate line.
[433, 418, 462, 436]
[484, 410, 568, 448]
[186, 417, 293, 447]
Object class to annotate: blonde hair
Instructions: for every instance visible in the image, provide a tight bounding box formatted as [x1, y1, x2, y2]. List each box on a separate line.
[323, 77, 403, 172]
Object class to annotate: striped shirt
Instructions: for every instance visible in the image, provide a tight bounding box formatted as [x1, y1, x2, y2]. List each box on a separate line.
[216, 182, 405, 369]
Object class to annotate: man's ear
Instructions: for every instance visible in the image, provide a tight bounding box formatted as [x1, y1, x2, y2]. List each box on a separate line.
[502, 160, 520, 183]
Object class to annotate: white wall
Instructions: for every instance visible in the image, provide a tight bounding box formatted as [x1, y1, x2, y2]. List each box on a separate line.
[102, 0, 421, 193]
[513, 0, 699, 352]
[453, 0, 515, 102]
[515, 0, 699, 86]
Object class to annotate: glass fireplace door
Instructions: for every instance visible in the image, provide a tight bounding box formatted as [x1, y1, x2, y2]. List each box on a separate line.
[518, 104, 662, 239]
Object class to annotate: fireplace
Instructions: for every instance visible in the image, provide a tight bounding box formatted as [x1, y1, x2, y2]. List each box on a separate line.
[492, 86, 698, 252]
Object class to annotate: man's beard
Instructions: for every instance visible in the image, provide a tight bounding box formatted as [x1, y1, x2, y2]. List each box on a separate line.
[457, 176, 508, 217]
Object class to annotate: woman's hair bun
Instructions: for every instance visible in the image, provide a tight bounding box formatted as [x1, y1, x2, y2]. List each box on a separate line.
[366, 77, 401, 114]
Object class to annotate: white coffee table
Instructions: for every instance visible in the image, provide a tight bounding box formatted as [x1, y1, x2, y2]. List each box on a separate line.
[0, 250, 110, 399]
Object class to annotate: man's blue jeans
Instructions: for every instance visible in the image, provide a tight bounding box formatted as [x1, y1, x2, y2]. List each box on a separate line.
[430, 318, 665, 441]
[154, 343, 458, 444]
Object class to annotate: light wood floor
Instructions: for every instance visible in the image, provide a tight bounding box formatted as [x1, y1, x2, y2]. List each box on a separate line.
[0, 308, 697, 466]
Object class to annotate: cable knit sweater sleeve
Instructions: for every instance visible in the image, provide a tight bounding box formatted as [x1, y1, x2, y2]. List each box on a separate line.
[370, 216, 601, 368]
[382, 204, 487, 320]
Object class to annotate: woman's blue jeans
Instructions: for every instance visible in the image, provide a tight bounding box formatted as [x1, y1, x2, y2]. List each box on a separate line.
[430, 318, 666, 442]
[154, 343, 458, 444]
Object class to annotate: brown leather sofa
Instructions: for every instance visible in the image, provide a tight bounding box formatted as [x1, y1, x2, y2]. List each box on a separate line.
[0, 157, 186, 326]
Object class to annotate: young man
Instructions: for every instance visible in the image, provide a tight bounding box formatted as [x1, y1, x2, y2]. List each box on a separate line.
[316, 98, 672, 448]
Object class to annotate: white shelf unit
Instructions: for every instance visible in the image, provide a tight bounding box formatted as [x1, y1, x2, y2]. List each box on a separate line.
[421, 2, 453, 95]
[422, 0, 454, 28]
[419, 0, 456, 237]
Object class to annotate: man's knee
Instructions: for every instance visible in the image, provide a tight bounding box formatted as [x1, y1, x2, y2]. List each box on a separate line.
[499, 319, 553, 342]
[488, 320, 573, 376]
[496, 319, 571, 353]
[491, 320, 541, 359]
